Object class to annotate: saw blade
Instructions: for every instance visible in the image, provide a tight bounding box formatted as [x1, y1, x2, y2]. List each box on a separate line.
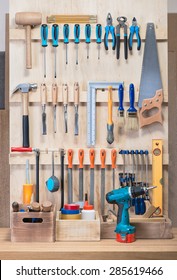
[138, 23, 162, 108]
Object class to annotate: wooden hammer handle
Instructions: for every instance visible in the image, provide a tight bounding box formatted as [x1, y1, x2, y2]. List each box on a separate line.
[26, 25, 32, 69]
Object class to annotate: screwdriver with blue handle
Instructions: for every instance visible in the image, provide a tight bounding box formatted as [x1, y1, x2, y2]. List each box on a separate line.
[74, 24, 80, 65]
[85, 24, 91, 59]
[63, 24, 70, 65]
[96, 24, 102, 59]
[52, 24, 59, 78]
[40, 24, 48, 78]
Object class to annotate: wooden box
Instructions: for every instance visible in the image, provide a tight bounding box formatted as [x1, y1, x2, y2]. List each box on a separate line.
[11, 207, 56, 242]
[56, 211, 100, 241]
[101, 217, 173, 239]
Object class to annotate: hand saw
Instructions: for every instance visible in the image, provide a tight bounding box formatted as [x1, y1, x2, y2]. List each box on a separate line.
[138, 23, 163, 128]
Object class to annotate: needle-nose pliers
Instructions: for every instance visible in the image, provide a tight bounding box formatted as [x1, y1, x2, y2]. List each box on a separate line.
[104, 13, 116, 51]
[128, 17, 141, 51]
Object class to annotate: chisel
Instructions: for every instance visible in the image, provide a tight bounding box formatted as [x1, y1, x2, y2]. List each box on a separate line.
[78, 149, 84, 201]
[100, 149, 106, 217]
[68, 149, 73, 203]
[40, 83, 47, 135]
[52, 83, 58, 133]
[74, 82, 79, 136]
[89, 149, 95, 206]
[111, 149, 117, 211]
[62, 83, 68, 133]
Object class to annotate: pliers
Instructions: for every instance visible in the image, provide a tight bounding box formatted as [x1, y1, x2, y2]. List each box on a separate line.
[128, 17, 141, 51]
[116, 16, 128, 60]
[104, 13, 116, 51]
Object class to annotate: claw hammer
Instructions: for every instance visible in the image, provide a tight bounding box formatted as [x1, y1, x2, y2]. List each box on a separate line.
[12, 83, 37, 147]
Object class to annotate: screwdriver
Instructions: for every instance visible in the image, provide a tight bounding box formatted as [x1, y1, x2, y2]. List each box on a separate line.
[74, 24, 80, 65]
[52, 24, 59, 79]
[96, 24, 102, 59]
[40, 24, 48, 78]
[63, 24, 70, 65]
[85, 24, 91, 59]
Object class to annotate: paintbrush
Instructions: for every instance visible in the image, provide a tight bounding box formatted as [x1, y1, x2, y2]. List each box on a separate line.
[126, 83, 138, 130]
[117, 84, 125, 127]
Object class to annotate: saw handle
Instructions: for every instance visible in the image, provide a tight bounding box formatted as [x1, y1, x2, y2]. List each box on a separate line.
[100, 149, 106, 169]
[139, 89, 163, 128]
[78, 149, 84, 169]
[68, 149, 73, 169]
[111, 149, 117, 169]
[89, 149, 95, 169]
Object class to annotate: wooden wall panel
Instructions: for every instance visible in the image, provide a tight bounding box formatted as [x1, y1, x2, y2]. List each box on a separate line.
[9, 1, 169, 218]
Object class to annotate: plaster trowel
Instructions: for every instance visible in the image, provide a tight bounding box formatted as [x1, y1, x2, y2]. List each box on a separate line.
[138, 23, 163, 128]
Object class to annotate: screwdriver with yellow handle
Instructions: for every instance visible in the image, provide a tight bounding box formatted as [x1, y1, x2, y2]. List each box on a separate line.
[107, 86, 114, 144]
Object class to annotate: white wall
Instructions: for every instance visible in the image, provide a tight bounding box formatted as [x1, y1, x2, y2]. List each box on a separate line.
[0, 0, 9, 51]
[168, 0, 177, 13]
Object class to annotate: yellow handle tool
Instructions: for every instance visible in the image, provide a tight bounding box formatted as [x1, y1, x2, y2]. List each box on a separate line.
[152, 139, 163, 216]
[107, 86, 114, 144]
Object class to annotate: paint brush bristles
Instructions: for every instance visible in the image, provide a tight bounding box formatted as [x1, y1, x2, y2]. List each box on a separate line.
[117, 84, 125, 127]
[126, 83, 138, 130]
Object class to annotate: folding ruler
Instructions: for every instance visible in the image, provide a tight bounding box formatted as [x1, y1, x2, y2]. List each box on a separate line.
[152, 139, 163, 216]
[87, 82, 122, 147]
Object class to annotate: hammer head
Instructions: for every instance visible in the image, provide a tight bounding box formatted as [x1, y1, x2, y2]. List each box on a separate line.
[12, 83, 38, 94]
[15, 12, 42, 26]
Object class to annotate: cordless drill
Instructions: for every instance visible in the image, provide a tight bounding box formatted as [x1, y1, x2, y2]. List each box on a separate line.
[106, 185, 156, 243]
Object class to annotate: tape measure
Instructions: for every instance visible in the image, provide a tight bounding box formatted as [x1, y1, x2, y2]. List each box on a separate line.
[87, 82, 122, 147]
[152, 139, 163, 216]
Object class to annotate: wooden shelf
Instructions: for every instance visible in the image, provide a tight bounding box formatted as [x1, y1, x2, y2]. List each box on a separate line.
[0, 228, 176, 260]
[10, 23, 168, 41]
[9, 87, 168, 103]
[9, 150, 169, 165]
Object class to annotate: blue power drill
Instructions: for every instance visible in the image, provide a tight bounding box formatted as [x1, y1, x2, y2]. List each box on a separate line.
[106, 185, 156, 243]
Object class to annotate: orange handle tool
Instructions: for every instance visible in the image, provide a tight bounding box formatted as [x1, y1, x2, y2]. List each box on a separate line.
[68, 149, 73, 168]
[111, 149, 117, 169]
[89, 149, 95, 169]
[100, 149, 106, 169]
[78, 149, 84, 169]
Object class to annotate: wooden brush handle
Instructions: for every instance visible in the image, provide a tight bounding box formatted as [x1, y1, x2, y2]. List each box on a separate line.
[139, 89, 163, 128]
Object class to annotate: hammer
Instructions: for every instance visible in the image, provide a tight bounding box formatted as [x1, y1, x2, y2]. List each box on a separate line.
[15, 12, 42, 69]
[12, 83, 37, 147]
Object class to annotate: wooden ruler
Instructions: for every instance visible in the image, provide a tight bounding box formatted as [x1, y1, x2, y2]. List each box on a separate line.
[152, 139, 163, 216]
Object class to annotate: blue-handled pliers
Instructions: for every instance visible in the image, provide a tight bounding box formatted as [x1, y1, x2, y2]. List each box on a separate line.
[128, 17, 141, 51]
[104, 13, 116, 51]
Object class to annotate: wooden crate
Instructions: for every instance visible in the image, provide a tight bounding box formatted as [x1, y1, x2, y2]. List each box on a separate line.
[56, 211, 100, 241]
[11, 207, 56, 242]
[101, 217, 173, 239]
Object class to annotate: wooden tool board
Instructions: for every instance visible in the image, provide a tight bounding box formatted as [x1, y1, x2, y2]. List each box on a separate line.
[9, 0, 168, 216]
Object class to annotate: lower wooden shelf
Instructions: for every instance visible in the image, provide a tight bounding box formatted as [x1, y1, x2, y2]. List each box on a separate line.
[0, 228, 177, 260]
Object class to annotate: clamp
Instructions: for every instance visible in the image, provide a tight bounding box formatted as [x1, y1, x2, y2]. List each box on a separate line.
[116, 16, 128, 60]
[104, 13, 116, 51]
[128, 17, 141, 51]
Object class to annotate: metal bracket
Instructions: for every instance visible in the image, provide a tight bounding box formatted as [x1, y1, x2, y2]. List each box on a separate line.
[87, 81, 123, 147]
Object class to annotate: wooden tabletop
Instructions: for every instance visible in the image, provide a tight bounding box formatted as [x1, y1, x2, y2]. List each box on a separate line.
[0, 228, 177, 260]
